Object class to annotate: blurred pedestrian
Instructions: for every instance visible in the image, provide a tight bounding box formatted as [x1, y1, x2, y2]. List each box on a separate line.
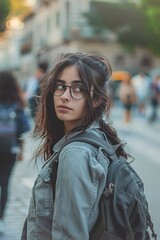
[149, 75, 160, 122]
[28, 61, 49, 119]
[24, 75, 37, 101]
[119, 75, 137, 128]
[21, 53, 131, 240]
[0, 71, 30, 232]
[132, 72, 150, 115]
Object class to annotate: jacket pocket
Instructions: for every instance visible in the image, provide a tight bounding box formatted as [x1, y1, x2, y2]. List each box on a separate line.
[34, 168, 53, 216]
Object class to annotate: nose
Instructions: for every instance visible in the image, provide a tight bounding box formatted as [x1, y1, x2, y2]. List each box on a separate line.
[60, 86, 71, 101]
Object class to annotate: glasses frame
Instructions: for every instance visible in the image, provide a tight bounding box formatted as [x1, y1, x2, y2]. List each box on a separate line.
[53, 83, 87, 100]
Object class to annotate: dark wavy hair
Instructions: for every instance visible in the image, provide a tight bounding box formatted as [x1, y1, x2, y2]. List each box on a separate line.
[34, 53, 127, 160]
[0, 71, 26, 107]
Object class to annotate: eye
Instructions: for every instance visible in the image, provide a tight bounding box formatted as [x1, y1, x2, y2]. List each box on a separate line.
[72, 84, 84, 93]
[55, 84, 65, 90]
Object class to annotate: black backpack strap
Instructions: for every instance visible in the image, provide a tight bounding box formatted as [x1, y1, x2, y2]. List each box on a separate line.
[89, 197, 106, 240]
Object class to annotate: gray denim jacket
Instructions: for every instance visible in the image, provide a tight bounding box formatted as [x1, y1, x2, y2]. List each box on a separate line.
[21, 123, 110, 240]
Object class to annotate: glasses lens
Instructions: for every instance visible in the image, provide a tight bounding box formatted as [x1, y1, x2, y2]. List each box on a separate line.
[71, 84, 86, 100]
[53, 83, 86, 100]
[54, 84, 65, 96]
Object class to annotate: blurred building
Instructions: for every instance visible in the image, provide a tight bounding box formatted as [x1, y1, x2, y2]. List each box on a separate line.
[0, 0, 160, 86]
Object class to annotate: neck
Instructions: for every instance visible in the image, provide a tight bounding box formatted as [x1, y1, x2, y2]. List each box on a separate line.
[64, 120, 83, 134]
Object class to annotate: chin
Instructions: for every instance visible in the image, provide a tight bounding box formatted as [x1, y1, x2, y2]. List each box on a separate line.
[57, 115, 71, 122]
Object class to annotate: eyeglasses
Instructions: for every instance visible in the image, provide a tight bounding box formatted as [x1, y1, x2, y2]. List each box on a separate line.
[53, 83, 87, 100]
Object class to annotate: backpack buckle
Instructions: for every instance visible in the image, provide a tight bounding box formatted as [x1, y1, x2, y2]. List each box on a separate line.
[103, 183, 114, 197]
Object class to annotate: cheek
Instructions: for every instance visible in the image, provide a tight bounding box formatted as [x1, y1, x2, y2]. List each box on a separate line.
[77, 99, 86, 115]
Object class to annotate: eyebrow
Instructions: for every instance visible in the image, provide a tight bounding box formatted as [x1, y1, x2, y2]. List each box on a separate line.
[56, 79, 82, 84]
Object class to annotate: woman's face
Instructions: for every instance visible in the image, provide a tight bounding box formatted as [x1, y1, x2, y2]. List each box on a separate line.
[53, 65, 87, 133]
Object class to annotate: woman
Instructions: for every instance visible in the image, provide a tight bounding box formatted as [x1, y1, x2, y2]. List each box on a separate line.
[149, 75, 160, 122]
[119, 75, 136, 127]
[21, 53, 127, 240]
[0, 71, 30, 232]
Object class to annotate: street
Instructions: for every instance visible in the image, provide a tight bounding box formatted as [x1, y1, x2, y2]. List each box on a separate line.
[0, 104, 160, 240]
[111, 104, 160, 238]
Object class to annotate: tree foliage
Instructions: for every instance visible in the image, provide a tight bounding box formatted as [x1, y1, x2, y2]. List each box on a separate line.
[85, 1, 160, 56]
[9, 0, 31, 16]
[141, 0, 160, 55]
[0, 0, 10, 31]
[0, 0, 31, 33]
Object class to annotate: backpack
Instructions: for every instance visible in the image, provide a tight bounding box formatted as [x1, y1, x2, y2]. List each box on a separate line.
[0, 104, 17, 153]
[51, 131, 157, 240]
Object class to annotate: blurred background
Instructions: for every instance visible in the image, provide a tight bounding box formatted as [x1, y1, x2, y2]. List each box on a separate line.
[0, 0, 160, 239]
[0, 0, 160, 83]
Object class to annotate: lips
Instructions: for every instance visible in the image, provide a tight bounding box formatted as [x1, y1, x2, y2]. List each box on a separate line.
[57, 105, 72, 110]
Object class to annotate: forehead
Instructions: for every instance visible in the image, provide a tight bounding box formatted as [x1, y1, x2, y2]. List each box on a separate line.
[58, 65, 81, 83]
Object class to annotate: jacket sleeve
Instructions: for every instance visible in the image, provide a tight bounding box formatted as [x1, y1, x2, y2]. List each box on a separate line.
[52, 145, 107, 240]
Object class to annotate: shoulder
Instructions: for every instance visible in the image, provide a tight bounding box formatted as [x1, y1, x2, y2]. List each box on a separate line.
[61, 129, 106, 157]
[58, 143, 108, 183]
[60, 141, 97, 163]
[58, 130, 109, 173]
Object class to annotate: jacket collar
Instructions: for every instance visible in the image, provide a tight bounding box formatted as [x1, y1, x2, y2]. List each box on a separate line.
[53, 121, 100, 153]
